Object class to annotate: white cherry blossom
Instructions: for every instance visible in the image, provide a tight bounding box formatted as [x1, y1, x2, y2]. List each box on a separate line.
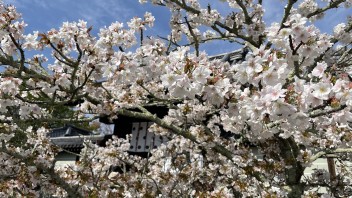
[0, 1, 351, 197]
[311, 82, 332, 100]
[312, 62, 327, 78]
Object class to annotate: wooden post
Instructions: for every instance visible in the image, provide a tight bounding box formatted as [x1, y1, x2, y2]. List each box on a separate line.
[327, 157, 336, 182]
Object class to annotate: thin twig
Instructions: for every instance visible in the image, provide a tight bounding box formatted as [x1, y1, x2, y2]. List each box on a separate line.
[184, 17, 199, 56]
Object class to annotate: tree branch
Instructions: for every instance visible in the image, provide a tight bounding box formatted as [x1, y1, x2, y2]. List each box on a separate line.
[214, 21, 259, 47]
[8, 33, 25, 74]
[234, 0, 252, 24]
[184, 17, 199, 56]
[306, 0, 345, 19]
[0, 140, 83, 198]
[166, 0, 259, 47]
[49, 42, 75, 66]
[310, 148, 352, 163]
[115, 106, 236, 161]
[279, 0, 298, 30]
[309, 104, 347, 118]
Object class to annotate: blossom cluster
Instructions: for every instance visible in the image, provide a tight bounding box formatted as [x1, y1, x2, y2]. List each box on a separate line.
[0, 0, 352, 197]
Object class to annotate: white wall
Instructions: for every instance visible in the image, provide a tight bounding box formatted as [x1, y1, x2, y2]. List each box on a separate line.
[55, 152, 77, 167]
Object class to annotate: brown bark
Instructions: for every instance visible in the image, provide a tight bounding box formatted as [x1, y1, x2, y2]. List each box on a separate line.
[327, 157, 336, 182]
[277, 137, 305, 198]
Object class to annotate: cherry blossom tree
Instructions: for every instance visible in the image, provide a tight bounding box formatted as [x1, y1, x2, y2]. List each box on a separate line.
[0, 0, 352, 197]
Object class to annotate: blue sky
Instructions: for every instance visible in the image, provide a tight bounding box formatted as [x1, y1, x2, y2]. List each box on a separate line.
[3, 0, 351, 55]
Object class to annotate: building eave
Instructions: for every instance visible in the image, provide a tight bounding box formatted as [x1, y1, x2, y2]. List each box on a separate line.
[50, 134, 105, 147]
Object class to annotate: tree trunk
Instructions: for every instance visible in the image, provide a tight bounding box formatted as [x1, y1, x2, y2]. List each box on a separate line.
[277, 137, 305, 198]
[283, 184, 304, 198]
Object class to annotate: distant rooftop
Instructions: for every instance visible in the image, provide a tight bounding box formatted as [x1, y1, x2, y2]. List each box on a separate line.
[209, 47, 249, 65]
[48, 124, 93, 138]
[48, 125, 105, 149]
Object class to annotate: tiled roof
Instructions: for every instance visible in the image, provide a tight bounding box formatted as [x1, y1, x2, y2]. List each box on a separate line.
[50, 135, 105, 149]
[48, 125, 105, 149]
[209, 47, 249, 65]
[48, 124, 94, 137]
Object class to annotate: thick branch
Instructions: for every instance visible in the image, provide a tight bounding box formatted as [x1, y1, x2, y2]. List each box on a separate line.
[309, 104, 347, 118]
[115, 106, 235, 161]
[116, 107, 198, 142]
[8, 33, 25, 74]
[0, 55, 51, 82]
[306, 0, 345, 19]
[234, 0, 252, 24]
[279, 0, 298, 30]
[74, 35, 83, 65]
[310, 148, 352, 163]
[214, 21, 259, 47]
[169, 0, 200, 14]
